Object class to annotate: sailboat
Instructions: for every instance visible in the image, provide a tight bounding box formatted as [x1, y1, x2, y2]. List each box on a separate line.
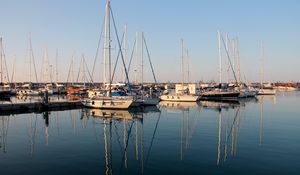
[81, 0, 133, 109]
[16, 34, 41, 96]
[257, 42, 276, 95]
[132, 32, 160, 106]
[160, 39, 200, 102]
[0, 37, 11, 99]
[200, 31, 240, 101]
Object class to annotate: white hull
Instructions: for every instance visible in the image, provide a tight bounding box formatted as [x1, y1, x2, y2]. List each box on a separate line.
[257, 89, 276, 95]
[160, 94, 199, 102]
[82, 96, 133, 109]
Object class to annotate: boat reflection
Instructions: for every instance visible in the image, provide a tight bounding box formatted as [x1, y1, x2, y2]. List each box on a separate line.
[0, 115, 9, 153]
[83, 108, 134, 120]
[216, 105, 241, 166]
[200, 100, 240, 111]
[159, 101, 200, 111]
[81, 107, 161, 175]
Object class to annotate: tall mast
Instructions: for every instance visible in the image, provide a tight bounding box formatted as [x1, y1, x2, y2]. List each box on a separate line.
[186, 48, 190, 83]
[103, 0, 108, 89]
[55, 49, 58, 83]
[231, 38, 235, 79]
[123, 24, 127, 83]
[226, 33, 229, 83]
[103, 0, 112, 96]
[107, 0, 112, 97]
[29, 36, 32, 83]
[181, 39, 184, 87]
[218, 31, 222, 84]
[260, 41, 264, 88]
[141, 32, 144, 85]
[236, 37, 241, 83]
[135, 32, 138, 84]
[0, 37, 3, 84]
[28, 33, 38, 83]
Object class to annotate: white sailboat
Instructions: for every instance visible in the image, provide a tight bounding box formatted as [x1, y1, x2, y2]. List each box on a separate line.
[16, 34, 41, 96]
[82, 0, 133, 109]
[133, 32, 160, 106]
[160, 39, 200, 102]
[257, 42, 276, 95]
[0, 37, 11, 99]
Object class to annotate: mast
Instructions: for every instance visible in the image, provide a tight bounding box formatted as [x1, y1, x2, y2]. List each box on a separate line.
[231, 38, 235, 81]
[260, 41, 264, 89]
[107, 0, 112, 97]
[226, 33, 229, 83]
[141, 32, 144, 86]
[236, 37, 241, 83]
[186, 49, 190, 83]
[123, 24, 127, 83]
[103, 0, 112, 96]
[0, 37, 3, 84]
[218, 31, 222, 84]
[181, 39, 184, 89]
[55, 49, 58, 83]
[135, 32, 138, 84]
[28, 33, 38, 83]
[103, 0, 108, 90]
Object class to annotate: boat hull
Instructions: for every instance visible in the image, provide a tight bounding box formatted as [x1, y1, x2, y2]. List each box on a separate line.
[132, 97, 160, 106]
[82, 96, 133, 109]
[200, 91, 240, 100]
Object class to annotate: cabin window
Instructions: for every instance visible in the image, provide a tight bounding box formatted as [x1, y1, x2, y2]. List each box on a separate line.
[167, 96, 169, 99]
[92, 101, 95, 105]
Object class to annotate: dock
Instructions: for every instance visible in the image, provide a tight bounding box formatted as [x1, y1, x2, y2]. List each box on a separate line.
[0, 100, 83, 115]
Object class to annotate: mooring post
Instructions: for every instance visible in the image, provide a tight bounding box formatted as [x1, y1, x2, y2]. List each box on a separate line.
[43, 90, 49, 106]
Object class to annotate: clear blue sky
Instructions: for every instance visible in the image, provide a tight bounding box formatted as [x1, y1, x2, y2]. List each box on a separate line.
[1, 0, 299, 83]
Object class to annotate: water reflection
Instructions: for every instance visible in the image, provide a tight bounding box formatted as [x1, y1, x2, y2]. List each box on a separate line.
[216, 106, 241, 165]
[159, 101, 200, 111]
[0, 115, 9, 153]
[81, 107, 161, 175]
[1, 93, 300, 174]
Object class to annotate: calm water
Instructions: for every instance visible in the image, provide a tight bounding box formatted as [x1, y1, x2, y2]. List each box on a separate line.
[1, 91, 300, 175]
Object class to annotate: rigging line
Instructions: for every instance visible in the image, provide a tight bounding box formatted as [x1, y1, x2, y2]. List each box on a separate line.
[2, 47, 10, 83]
[143, 35, 157, 84]
[66, 53, 75, 84]
[220, 34, 238, 84]
[127, 38, 136, 74]
[29, 35, 38, 83]
[111, 32, 125, 83]
[145, 111, 162, 167]
[11, 55, 16, 83]
[83, 57, 94, 83]
[223, 107, 240, 155]
[91, 15, 106, 80]
[113, 120, 125, 155]
[110, 8, 131, 91]
[76, 56, 83, 83]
